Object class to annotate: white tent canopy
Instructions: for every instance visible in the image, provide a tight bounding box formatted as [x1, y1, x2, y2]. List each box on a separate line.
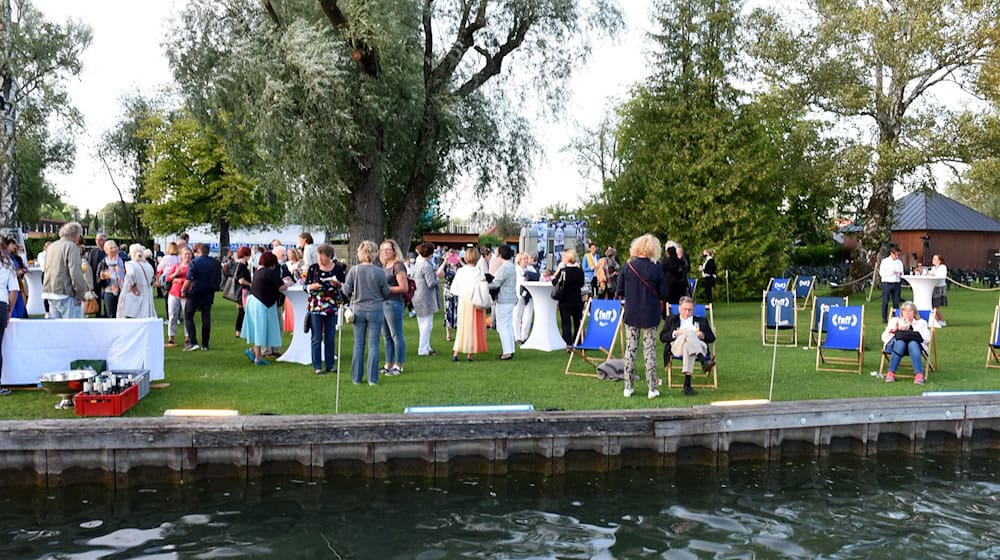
[156, 225, 329, 255]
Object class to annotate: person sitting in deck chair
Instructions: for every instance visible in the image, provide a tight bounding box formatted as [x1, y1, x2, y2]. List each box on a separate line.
[660, 296, 716, 395]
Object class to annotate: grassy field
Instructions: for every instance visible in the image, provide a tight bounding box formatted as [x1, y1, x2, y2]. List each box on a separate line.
[1, 285, 999, 420]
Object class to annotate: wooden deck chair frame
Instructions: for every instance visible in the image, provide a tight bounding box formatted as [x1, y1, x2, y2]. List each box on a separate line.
[987, 305, 1000, 369]
[766, 276, 794, 292]
[808, 295, 849, 348]
[565, 298, 624, 377]
[815, 305, 865, 374]
[794, 276, 816, 310]
[761, 290, 797, 346]
[878, 308, 938, 379]
[665, 303, 718, 389]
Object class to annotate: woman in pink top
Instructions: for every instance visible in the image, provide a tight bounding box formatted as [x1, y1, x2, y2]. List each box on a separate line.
[165, 248, 192, 347]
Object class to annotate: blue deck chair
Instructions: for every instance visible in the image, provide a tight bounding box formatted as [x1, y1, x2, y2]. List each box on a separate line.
[687, 278, 698, 298]
[761, 290, 797, 346]
[986, 305, 1000, 369]
[794, 276, 816, 310]
[815, 305, 865, 374]
[878, 307, 938, 378]
[767, 277, 793, 292]
[808, 296, 848, 348]
[664, 303, 717, 389]
[565, 299, 624, 377]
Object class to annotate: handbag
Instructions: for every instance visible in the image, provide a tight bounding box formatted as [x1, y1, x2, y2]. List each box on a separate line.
[471, 279, 493, 310]
[550, 270, 566, 300]
[222, 275, 241, 303]
[83, 297, 99, 315]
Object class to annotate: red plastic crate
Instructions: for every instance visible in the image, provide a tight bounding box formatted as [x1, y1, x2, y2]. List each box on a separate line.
[74, 384, 139, 417]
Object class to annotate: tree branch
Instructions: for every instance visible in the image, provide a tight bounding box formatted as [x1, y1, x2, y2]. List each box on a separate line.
[262, 0, 282, 28]
[317, 0, 348, 28]
[456, 11, 534, 97]
[429, 0, 487, 91]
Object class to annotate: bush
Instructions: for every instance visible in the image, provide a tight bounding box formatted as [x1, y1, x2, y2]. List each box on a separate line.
[791, 243, 841, 266]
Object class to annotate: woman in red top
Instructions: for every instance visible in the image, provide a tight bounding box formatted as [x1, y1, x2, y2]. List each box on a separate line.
[165, 248, 192, 347]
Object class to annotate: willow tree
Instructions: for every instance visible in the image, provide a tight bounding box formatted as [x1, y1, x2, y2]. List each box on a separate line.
[750, 0, 1000, 278]
[167, 0, 621, 255]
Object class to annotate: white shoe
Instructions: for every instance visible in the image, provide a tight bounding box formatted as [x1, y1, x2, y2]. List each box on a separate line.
[648, 389, 660, 399]
[938, 320, 946, 327]
[623, 387, 634, 398]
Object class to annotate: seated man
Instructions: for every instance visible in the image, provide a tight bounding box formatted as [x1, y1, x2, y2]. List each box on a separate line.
[660, 296, 716, 395]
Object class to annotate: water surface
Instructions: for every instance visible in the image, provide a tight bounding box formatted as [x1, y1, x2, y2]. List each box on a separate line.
[2, 453, 999, 558]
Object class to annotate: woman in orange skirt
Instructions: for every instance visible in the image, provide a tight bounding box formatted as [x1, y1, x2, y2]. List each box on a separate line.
[450, 247, 488, 361]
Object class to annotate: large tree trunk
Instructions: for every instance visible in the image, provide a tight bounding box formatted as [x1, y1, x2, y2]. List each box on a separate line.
[391, 168, 433, 251]
[852, 119, 900, 291]
[347, 126, 385, 264]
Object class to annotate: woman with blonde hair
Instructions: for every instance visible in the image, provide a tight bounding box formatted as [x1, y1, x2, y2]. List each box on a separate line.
[342, 240, 390, 384]
[379, 239, 409, 375]
[617, 234, 668, 399]
[450, 247, 489, 361]
[552, 248, 586, 348]
[880, 300, 930, 384]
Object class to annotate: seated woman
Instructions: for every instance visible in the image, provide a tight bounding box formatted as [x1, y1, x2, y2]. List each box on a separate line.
[880, 301, 931, 385]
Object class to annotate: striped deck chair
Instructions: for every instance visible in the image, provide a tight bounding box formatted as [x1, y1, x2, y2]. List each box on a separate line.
[815, 305, 865, 374]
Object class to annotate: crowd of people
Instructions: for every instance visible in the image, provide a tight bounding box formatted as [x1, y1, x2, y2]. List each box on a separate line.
[0, 222, 955, 401]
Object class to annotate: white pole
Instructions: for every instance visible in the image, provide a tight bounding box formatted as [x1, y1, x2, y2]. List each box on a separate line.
[768, 302, 780, 402]
[335, 308, 343, 414]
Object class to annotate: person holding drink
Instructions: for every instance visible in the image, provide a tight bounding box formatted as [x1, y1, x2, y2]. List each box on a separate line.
[660, 296, 716, 395]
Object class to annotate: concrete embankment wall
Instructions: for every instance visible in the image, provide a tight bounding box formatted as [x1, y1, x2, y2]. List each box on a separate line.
[2, 395, 999, 487]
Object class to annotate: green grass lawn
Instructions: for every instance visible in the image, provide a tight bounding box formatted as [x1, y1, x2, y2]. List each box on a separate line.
[2, 286, 999, 420]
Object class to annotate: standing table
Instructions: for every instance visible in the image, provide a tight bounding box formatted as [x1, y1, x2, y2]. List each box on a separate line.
[520, 280, 566, 352]
[25, 266, 45, 315]
[901, 274, 941, 325]
[277, 285, 311, 365]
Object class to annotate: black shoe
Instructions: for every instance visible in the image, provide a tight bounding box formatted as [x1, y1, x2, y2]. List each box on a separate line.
[701, 357, 715, 373]
[683, 385, 695, 396]
[451, 355, 459, 362]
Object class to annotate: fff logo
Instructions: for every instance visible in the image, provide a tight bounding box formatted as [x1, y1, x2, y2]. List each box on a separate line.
[799, 279, 811, 287]
[770, 297, 790, 307]
[594, 308, 618, 327]
[832, 313, 858, 330]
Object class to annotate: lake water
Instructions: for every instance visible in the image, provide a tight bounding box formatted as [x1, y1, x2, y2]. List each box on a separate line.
[2, 453, 999, 559]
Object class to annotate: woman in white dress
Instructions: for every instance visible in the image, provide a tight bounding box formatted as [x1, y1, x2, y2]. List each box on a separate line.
[118, 244, 157, 319]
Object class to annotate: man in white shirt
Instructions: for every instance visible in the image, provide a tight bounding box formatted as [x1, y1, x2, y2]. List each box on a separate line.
[878, 246, 904, 323]
[0, 256, 21, 395]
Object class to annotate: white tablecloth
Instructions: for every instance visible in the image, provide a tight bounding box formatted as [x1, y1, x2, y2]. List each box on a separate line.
[1, 318, 165, 385]
[277, 285, 311, 365]
[520, 281, 567, 352]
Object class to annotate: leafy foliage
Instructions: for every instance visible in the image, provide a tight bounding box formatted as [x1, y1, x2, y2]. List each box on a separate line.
[139, 110, 285, 241]
[748, 0, 1000, 271]
[165, 0, 622, 256]
[0, 0, 90, 226]
[587, 0, 853, 299]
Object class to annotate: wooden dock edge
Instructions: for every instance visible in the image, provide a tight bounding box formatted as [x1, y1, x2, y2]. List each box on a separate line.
[1, 395, 998, 487]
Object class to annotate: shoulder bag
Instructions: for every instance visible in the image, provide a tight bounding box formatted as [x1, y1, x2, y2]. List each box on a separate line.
[550, 269, 566, 300]
[222, 274, 241, 302]
[471, 278, 493, 310]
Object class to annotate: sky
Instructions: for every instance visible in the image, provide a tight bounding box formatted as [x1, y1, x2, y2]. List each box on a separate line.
[31, 0, 655, 221]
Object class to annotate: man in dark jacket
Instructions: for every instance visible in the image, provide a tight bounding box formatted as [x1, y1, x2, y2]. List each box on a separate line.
[183, 243, 222, 351]
[660, 296, 716, 395]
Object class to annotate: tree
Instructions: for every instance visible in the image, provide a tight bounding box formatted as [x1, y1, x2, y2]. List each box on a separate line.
[749, 0, 1000, 278]
[139, 110, 285, 251]
[0, 0, 91, 227]
[587, 0, 828, 298]
[563, 113, 622, 187]
[15, 100, 72, 224]
[166, 0, 622, 259]
[944, 112, 1000, 219]
[97, 93, 162, 240]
